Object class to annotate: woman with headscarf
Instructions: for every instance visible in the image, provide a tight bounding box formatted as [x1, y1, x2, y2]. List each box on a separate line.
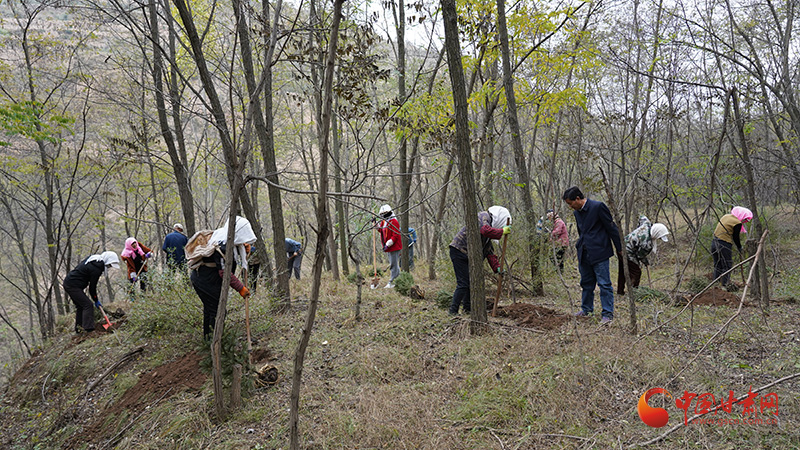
[121, 237, 153, 292]
[547, 210, 569, 272]
[187, 216, 256, 339]
[712, 206, 753, 287]
[63, 251, 120, 333]
[448, 205, 512, 315]
[617, 216, 670, 295]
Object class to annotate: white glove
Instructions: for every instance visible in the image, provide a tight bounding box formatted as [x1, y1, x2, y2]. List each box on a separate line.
[385, 239, 393, 248]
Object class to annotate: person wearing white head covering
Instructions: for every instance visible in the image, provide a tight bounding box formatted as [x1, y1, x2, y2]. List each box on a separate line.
[618, 216, 670, 295]
[447, 206, 512, 315]
[375, 204, 403, 288]
[63, 251, 120, 333]
[712, 206, 752, 287]
[190, 216, 254, 339]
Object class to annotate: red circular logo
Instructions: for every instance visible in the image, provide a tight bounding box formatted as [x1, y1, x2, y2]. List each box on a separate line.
[638, 388, 672, 428]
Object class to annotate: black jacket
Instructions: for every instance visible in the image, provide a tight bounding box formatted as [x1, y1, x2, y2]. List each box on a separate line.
[573, 198, 623, 265]
[63, 258, 105, 301]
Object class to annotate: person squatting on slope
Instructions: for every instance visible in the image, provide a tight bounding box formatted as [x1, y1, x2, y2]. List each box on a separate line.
[163, 223, 189, 270]
[376, 204, 403, 288]
[448, 205, 512, 315]
[121, 237, 153, 293]
[186, 216, 255, 340]
[63, 251, 120, 333]
[563, 186, 622, 324]
[617, 216, 670, 295]
[712, 206, 753, 288]
[285, 238, 303, 280]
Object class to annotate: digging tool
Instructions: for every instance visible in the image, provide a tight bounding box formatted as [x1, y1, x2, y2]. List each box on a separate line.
[645, 264, 652, 288]
[491, 218, 511, 318]
[242, 267, 252, 365]
[97, 303, 115, 330]
[370, 225, 380, 289]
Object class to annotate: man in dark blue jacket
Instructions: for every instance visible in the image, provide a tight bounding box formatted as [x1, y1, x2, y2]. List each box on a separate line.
[563, 186, 622, 323]
[163, 223, 189, 270]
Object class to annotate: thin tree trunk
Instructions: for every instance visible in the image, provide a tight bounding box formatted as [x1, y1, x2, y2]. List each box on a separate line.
[234, 0, 289, 305]
[428, 159, 454, 280]
[289, 1, 342, 447]
[496, 0, 541, 295]
[442, 0, 487, 332]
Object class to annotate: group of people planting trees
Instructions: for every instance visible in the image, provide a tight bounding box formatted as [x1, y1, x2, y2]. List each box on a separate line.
[62, 218, 304, 337]
[446, 186, 750, 325]
[62, 186, 752, 334]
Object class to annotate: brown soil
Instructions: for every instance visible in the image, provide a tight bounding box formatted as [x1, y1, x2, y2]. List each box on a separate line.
[691, 287, 747, 307]
[251, 347, 273, 365]
[494, 302, 570, 330]
[71, 351, 207, 448]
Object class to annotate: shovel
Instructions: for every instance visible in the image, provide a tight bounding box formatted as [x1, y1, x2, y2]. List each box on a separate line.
[370, 226, 380, 289]
[97, 303, 116, 330]
[491, 218, 511, 318]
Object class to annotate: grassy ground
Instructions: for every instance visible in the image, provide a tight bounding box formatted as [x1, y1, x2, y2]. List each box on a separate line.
[1, 224, 799, 449]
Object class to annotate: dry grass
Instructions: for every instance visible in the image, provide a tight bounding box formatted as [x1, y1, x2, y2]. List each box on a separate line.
[230, 257, 799, 449]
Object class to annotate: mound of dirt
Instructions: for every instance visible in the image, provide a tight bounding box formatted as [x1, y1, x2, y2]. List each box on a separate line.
[494, 303, 570, 330]
[73, 351, 207, 448]
[690, 287, 746, 307]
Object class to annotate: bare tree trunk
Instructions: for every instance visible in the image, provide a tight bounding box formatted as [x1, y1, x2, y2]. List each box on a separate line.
[290, 1, 342, 447]
[428, 159, 454, 280]
[147, 0, 196, 235]
[332, 98, 349, 276]
[442, 0, 487, 332]
[496, 0, 542, 295]
[234, 0, 290, 305]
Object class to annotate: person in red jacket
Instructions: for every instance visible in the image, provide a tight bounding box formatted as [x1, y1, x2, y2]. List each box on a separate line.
[376, 204, 403, 288]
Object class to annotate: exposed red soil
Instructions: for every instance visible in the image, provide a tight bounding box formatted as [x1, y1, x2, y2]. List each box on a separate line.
[494, 302, 570, 330]
[691, 287, 748, 307]
[72, 351, 207, 448]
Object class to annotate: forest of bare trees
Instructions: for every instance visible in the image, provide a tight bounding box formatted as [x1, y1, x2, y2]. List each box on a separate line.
[2, 0, 799, 447]
[0, 0, 797, 405]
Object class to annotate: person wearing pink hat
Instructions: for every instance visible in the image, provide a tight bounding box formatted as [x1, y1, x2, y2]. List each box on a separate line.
[712, 206, 752, 287]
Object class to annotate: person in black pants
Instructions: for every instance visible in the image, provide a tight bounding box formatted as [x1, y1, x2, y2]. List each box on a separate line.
[448, 206, 512, 315]
[63, 251, 120, 333]
[191, 247, 250, 339]
[187, 217, 256, 339]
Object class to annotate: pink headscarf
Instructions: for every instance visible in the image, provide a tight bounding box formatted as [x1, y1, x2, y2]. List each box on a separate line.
[121, 237, 145, 259]
[731, 206, 753, 233]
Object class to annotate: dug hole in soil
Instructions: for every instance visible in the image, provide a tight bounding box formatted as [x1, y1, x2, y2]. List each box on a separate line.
[490, 301, 570, 330]
[681, 286, 750, 307]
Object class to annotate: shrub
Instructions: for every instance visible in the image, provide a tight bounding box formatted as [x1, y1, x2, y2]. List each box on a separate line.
[634, 286, 669, 303]
[198, 327, 253, 392]
[346, 271, 365, 285]
[127, 271, 201, 339]
[685, 275, 709, 294]
[393, 272, 414, 296]
[435, 289, 452, 309]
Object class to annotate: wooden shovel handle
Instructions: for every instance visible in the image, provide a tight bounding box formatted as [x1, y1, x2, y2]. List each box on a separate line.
[491, 218, 511, 318]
